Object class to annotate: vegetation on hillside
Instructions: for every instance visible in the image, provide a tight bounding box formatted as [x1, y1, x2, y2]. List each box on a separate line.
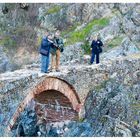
[65, 18, 110, 46]
[61, 18, 110, 54]
[107, 36, 124, 49]
[0, 36, 16, 49]
[46, 5, 62, 15]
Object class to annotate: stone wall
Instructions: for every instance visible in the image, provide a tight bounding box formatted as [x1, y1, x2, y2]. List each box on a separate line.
[0, 53, 140, 136]
[0, 69, 41, 136]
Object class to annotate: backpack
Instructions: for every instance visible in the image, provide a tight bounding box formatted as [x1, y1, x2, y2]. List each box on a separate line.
[54, 38, 64, 52]
[96, 40, 103, 53]
[96, 45, 102, 53]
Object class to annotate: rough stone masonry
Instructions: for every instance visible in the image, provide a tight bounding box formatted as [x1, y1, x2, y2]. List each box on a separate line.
[0, 53, 140, 136]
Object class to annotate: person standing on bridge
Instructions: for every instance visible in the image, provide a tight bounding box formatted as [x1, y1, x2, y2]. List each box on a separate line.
[90, 34, 103, 64]
[50, 30, 64, 72]
[39, 31, 54, 73]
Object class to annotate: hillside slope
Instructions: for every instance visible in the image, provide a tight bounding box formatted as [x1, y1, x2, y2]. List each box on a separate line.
[0, 3, 139, 73]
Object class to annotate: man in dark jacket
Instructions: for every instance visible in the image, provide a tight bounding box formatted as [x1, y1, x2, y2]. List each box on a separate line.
[90, 35, 103, 64]
[39, 32, 54, 73]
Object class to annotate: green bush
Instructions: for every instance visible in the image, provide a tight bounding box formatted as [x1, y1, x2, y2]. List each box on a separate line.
[66, 18, 109, 46]
[47, 5, 61, 15]
[81, 40, 91, 55]
[12, 27, 26, 35]
[36, 36, 42, 48]
[107, 36, 124, 49]
[78, 118, 85, 122]
[61, 23, 80, 37]
[0, 36, 16, 48]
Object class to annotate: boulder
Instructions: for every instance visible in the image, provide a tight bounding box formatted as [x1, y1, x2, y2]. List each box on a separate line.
[60, 42, 84, 65]
[120, 37, 139, 56]
[0, 47, 11, 73]
[118, 3, 136, 15]
[85, 73, 140, 136]
[122, 16, 136, 36]
[131, 5, 140, 26]
[16, 101, 38, 137]
[101, 37, 139, 60]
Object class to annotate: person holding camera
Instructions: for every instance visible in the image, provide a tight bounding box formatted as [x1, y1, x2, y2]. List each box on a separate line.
[50, 30, 64, 72]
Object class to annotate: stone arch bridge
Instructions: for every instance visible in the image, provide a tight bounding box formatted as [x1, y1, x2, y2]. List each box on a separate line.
[0, 54, 140, 135]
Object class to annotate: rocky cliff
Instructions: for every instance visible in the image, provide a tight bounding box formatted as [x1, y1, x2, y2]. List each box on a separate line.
[0, 3, 140, 137]
[0, 3, 140, 72]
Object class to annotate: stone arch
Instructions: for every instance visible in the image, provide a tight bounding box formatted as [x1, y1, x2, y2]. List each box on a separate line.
[8, 76, 81, 130]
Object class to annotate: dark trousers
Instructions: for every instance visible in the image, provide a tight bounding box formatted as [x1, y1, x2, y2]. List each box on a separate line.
[90, 52, 99, 64]
[41, 54, 50, 73]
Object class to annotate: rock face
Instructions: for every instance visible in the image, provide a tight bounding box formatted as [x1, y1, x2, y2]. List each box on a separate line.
[0, 3, 140, 73]
[0, 47, 11, 73]
[38, 3, 113, 30]
[121, 37, 139, 56]
[101, 37, 139, 61]
[16, 110, 38, 136]
[63, 54, 140, 137]
[63, 121, 93, 137]
[95, 15, 122, 43]
[131, 5, 140, 26]
[0, 3, 140, 137]
[60, 42, 84, 65]
[84, 63, 140, 136]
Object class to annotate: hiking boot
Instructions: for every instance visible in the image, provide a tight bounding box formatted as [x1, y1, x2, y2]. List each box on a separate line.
[39, 72, 46, 77]
[56, 69, 60, 72]
[89, 62, 93, 65]
[49, 69, 55, 72]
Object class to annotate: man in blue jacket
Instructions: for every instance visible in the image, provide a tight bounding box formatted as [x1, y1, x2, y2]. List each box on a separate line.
[90, 35, 103, 64]
[39, 32, 54, 73]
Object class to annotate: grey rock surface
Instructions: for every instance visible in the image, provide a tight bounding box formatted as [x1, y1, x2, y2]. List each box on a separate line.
[0, 47, 11, 73]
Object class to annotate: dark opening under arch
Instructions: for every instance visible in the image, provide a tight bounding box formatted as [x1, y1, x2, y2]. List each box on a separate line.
[8, 76, 81, 131]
